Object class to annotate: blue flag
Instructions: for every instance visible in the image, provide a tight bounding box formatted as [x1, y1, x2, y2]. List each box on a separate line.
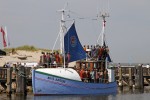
[64, 22, 86, 62]
[106, 54, 112, 62]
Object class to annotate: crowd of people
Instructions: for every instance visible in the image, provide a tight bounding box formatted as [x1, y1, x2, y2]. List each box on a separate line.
[39, 44, 110, 66]
[83, 45, 110, 61]
[78, 45, 110, 83]
[39, 51, 71, 67]
[76, 64, 109, 83]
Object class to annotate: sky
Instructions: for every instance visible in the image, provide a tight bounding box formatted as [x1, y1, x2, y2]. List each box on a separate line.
[0, 0, 150, 63]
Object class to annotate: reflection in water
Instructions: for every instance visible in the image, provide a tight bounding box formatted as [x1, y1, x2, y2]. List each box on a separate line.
[1, 88, 150, 100]
[0, 93, 33, 100]
[14, 95, 28, 100]
[32, 87, 150, 100]
[118, 87, 145, 95]
[33, 94, 112, 100]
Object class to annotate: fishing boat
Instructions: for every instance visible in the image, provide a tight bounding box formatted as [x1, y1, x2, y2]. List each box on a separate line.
[32, 7, 117, 95]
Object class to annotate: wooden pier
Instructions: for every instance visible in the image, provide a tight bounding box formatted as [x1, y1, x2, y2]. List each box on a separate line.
[115, 64, 150, 90]
[0, 66, 32, 96]
[0, 64, 150, 95]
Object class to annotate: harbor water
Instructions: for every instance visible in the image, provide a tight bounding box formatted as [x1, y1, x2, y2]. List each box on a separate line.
[0, 87, 150, 100]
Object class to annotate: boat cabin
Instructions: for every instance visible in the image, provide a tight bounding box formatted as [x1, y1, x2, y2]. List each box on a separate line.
[75, 44, 115, 83]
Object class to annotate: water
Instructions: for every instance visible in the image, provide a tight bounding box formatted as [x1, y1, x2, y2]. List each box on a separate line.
[0, 88, 150, 100]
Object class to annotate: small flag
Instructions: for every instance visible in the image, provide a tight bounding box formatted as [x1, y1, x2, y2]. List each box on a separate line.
[1, 27, 7, 47]
[5, 26, 10, 47]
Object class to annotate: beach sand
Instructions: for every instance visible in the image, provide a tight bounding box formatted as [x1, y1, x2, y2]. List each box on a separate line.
[0, 50, 42, 66]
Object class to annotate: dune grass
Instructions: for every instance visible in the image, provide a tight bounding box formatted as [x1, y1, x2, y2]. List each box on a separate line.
[3, 45, 53, 53]
[2, 45, 62, 55]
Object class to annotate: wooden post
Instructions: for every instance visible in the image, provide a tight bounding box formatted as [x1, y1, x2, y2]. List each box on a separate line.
[6, 67, 13, 96]
[16, 66, 27, 96]
[134, 64, 144, 89]
[0, 68, 7, 91]
[128, 68, 133, 89]
[118, 67, 123, 90]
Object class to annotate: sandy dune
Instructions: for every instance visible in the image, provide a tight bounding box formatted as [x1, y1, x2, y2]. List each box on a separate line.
[0, 50, 42, 66]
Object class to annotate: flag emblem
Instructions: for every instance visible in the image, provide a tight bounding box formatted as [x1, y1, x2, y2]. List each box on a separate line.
[70, 36, 77, 47]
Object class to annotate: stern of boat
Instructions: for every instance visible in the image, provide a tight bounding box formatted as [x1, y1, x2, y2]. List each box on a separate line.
[32, 69, 36, 94]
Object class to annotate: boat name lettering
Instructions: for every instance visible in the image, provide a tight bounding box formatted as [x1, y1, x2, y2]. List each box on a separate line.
[55, 78, 65, 83]
[47, 76, 66, 83]
[47, 76, 54, 80]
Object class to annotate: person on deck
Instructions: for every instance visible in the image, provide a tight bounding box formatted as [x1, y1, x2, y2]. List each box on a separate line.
[43, 52, 46, 64]
[104, 70, 109, 83]
[39, 52, 45, 65]
[106, 46, 109, 53]
[91, 45, 96, 58]
[95, 69, 99, 83]
[52, 52, 56, 67]
[79, 68, 85, 81]
[67, 52, 70, 63]
[101, 46, 107, 60]
[49, 53, 53, 67]
[84, 69, 90, 82]
[99, 70, 104, 83]
[59, 54, 63, 65]
[90, 69, 95, 83]
[46, 52, 50, 66]
[55, 51, 60, 64]
[83, 45, 86, 51]
[98, 46, 103, 60]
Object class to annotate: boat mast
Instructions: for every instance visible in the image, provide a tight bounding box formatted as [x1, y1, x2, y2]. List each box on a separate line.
[96, 12, 109, 46]
[58, 8, 67, 68]
[59, 10, 65, 54]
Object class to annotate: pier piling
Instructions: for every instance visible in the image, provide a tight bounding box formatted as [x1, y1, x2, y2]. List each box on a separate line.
[6, 67, 12, 96]
[129, 68, 133, 89]
[134, 64, 144, 89]
[16, 66, 27, 96]
[118, 67, 123, 90]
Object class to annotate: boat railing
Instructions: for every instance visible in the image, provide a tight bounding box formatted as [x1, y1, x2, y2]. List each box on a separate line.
[39, 63, 69, 68]
[82, 77, 109, 83]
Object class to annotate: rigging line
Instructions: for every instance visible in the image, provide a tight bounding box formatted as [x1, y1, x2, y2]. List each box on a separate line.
[100, 0, 104, 13]
[99, 0, 110, 14]
[92, 19, 99, 44]
[69, 10, 97, 21]
[69, 10, 84, 19]
[103, 27, 114, 62]
[67, 23, 69, 54]
[51, 31, 60, 53]
[97, 0, 101, 12]
[63, 2, 68, 10]
[108, 0, 110, 13]
[97, 25, 104, 44]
